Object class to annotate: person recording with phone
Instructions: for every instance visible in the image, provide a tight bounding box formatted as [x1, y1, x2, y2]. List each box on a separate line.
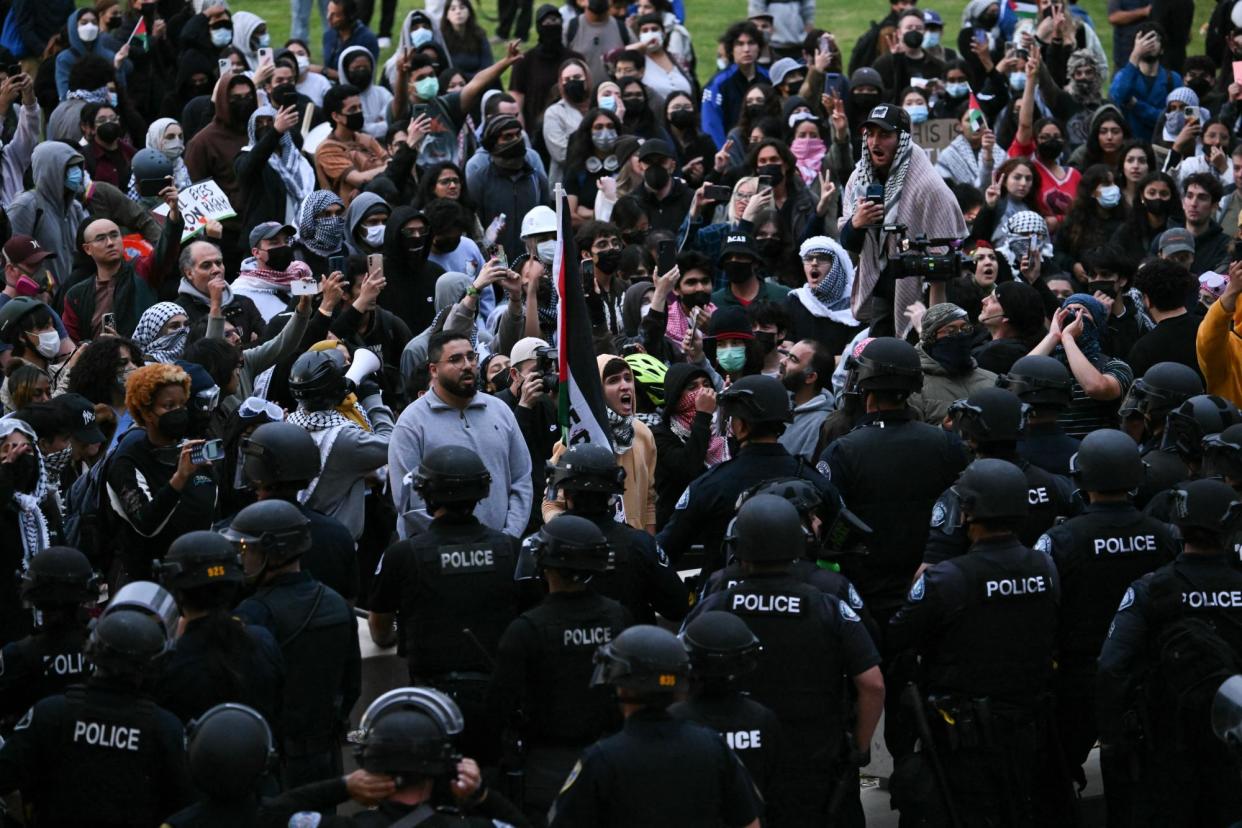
[493, 336, 559, 533]
[327, 256, 411, 405]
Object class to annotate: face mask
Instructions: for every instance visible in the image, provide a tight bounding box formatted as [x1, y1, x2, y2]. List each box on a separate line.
[344, 111, 365, 132]
[1144, 196, 1172, 217]
[1071, 78, 1095, 98]
[157, 407, 190, 440]
[1086, 280, 1117, 298]
[7, 453, 38, 494]
[32, 330, 60, 359]
[1186, 77, 1212, 98]
[411, 28, 434, 47]
[904, 104, 928, 124]
[599, 95, 618, 113]
[495, 136, 526, 160]
[1096, 184, 1122, 209]
[622, 96, 645, 116]
[596, 249, 622, 273]
[639, 302, 651, 319]
[757, 163, 784, 187]
[78, 23, 99, 42]
[591, 128, 618, 151]
[296, 54, 310, 74]
[680, 289, 710, 308]
[1037, 137, 1064, 160]
[852, 92, 880, 110]
[211, 27, 233, 47]
[536, 239, 557, 264]
[264, 244, 294, 271]
[716, 344, 747, 373]
[927, 331, 974, 374]
[257, 33, 270, 48]
[347, 67, 372, 87]
[644, 164, 670, 191]
[318, 216, 346, 248]
[105, 15, 121, 30]
[14, 274, 45, 296]
[96, 121, 123, 144]
[754, 330, 777, 355]
[902, 30, 924, 49]
[364, 224, 386, 246]
[563, 78, 587, 103]
[923, 30, 941, 48]
[1009, 73, 1026, 91]
[229, 96, 257, 123]
[744, 102, 765, 121]
[978, 12, 999, 28]
[65, 167, 85, 193]
[669, 108, 695, 129]
[404, 235, 427, 256]
[723, 261, 753, 284]
[716, 56, 728, 72]
[538, 23, 562, 45]
[640, 30, 662, 49]
[414, 76, 439, 99]
[161, 138, 185, 160]
[945, 81, 969, 98]
[755, 238, 782, 259]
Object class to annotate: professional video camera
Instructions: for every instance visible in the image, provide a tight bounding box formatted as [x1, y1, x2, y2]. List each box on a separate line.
[534, 346, 559, 395]
[884, 224, 967, 281]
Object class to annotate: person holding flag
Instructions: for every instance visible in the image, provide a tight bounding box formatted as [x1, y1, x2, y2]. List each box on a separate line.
[935, 88, 1006, 188]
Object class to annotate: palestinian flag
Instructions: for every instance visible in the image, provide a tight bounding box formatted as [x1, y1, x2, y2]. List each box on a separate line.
[553, 187, 613, 450]
[1007, 0, 1039, 19]
[966, 92, 987, 133]
[127, 17, 149, 48]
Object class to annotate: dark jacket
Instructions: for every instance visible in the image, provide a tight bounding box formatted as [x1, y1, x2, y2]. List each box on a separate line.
[379, 205, 446, 335]
[650, 363, 716, 530]
[185, 73, 258, 207]
[9, 0, 74, 58]
[234, 118, 298, 239]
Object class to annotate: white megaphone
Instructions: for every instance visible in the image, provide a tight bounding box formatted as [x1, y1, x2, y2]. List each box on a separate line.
[345, 348, 382, 386]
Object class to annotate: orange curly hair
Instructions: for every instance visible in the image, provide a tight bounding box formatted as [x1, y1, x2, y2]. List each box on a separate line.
[125, 363, 190, 423]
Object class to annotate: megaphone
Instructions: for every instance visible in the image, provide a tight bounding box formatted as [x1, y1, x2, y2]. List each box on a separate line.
[345, 348, 382, 386]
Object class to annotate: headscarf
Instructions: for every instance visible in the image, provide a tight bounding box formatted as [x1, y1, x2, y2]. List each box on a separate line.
[144, 118, 193, 188]
[791, 236, 858, 324]
[1064, 50, 1102, 105]
[296, 191, 346, 257]
[850, 130, 914, 214]
[999, 210, 1052, 265]
[249, 106, 315, 207]
[0, 418, 50, 570]
[1058, 293, 1106, 362]
[132, 302, 190, 364]
[920, 302, 968, 343]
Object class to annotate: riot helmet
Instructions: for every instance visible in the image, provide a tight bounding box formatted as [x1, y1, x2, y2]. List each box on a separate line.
[948, 387, 1027, 446]
[514, 514, 611, 580]
[1170, 478, 1242, 537]
[240, 421, 321, 489]
[853, 337, 923, 396]
[104, 581, 179, 641]
[221, 499, 312, 581]
[413, 444, 492, 508]
[590, 624, 689, 698]
[681, 611, 762, 684]
[548, 443, 626, 498]
[1119, 362, 1203, 424]
[186, 703, 276, 801]
[354, 687, 464, 778]
[1203, 423, 1242, 483]
[1161, 395, 1242, 461]
[155, 530, 243, 593]
[289, 349, 348, 411]
[131, 148, 173, 196]
[716, 374, 793, 425]
[84, 608, 168, 677]
[20, 546, 97, 608]
[725, 494, 805, 563]
[997, 355, 1072, 410]
[950, 458, 1029, 524]
[1069, 428, 1145, 493]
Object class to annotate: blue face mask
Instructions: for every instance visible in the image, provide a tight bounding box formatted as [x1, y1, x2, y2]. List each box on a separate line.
[65, 166, 85, 193]
[599, 95, 617, 112]
[411, 27, 433, 47]
[1009, 73, 1026, 91]
[1096, 184, 1122, 209]
[904, 104, 929, 124]
[257, 33, 270, 48]
[210, 27, 232, 47]
[945, 81, 970, 99]
[923, 30, 941, 48]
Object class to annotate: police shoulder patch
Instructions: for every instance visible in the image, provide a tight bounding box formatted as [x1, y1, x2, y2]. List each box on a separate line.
[840, 600, 860, 622]
[930, 501, 947, 528]
[13, 707, 32, 731]
[1118, 587, 1135, 612]
[560, 759, 583, 794]
[816, 460, 831, 479]
[909, 575, 926, 602]
[656, 544, 670, 568]
[674, 486, 691, 511]
[1034, 534, 1053, 556]
[848, 583, 863, 609]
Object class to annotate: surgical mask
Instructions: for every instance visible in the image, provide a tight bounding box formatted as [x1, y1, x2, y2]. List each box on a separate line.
[33, 330, 60, 359]
[1165, 109, 1186, 135]
[1096, 184, 1121, 209]
[211, 27, 233, 47]
[364, 224, 386, 246]
[599, 95, 617, 113]
[1144, 196, 1172, 217]
[591, 128, 617, 151]
[902, 30, 924, 49]
[157, 407, 190, 439]
[257, 33, 270, 48]
[639, 30, 662, 49]
[945, 81, 969, 98]
[65, 167, 85, 193]
[904, 104, 929, 124]
[923, 30, 940, 48]
[344, 111, 365, 131]
[411, 27, 434, 48]
[78, 23, 99, 42]
[926, 332, 974, 374]
[414, 76, 439, 99]
[716, 344, 747, 373]
[296, 55, 310, 74]
[161, 138, 184, 160]
[536, 239, 557, 264]
[1009, 73, 1026, 91]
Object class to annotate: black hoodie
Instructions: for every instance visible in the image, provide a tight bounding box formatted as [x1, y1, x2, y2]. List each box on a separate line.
[650, 362, 715, 529]
[379, 205, 445, 334]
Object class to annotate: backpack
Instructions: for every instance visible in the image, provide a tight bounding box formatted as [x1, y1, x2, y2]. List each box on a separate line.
[1154, 614, 1242, 725]
[62, 427, 139, 562]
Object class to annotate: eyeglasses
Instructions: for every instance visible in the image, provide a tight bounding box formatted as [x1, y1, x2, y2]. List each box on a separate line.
[88, 230, 123, 244]
[803, 253, 833, 265]
[437, 177, 461, 187]
[440, 351, 479, 365]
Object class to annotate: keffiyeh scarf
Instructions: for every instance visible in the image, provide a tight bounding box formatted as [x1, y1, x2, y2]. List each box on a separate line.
[0, 419, 50, 571]
[297, 191, 347, 257]
[132, 302, 189, 364]
[669, 387, 727, 467]
[249, 106, 316, 207]
[285, 403, 371, 501]
[607, 409, 634, 454]
[67, 87, 111, 105]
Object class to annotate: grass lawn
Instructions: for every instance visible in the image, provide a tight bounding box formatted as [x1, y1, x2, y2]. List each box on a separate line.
[245, 0, 1212, 90]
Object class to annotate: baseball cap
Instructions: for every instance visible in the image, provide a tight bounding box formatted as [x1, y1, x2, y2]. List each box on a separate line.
[769, 57, 806, 87]
[718, 231, 758, 263]
[248, 222, 296, 249]
[636, 138, 674, 162]
[1157, 227, 1195, 256]
[748, 10, 773, 21]
[923, 9, 943, 27]
[3, 235, 55, 268]
[511, 336, 549, 366]
[54, 393, 106, 444]
[862, 103, 911, 133]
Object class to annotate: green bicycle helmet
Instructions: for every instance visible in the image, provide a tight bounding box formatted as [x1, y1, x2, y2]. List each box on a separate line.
[625, 352, 669, 408]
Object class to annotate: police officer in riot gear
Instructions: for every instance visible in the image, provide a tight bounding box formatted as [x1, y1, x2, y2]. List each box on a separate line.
[228, 499, 361, 791]
[1035, 429, 1179, 824]
[151, 531, 284, 724]
[239, 421, 359, 602]
[1144, 394, 1242, 521]
[490, 515, 632, 824]
[368, 444, 521, 764]
[265, 687, 530, 826]
[162, 703, 278, 827]
[658, 374, 839, 575]
[0, 609, 193, 827]
[670, 611, 783, 803]
[888, 459, 1061, 828]
[0, 546, 97, 724]
[999, 355, 1079, 476]
[548, 625, 764, 828]
[923, 387, 1074, 567]
[687, 495, 884, 828]
[550, 444, 692, 623]
[1203, 423, 1242, 565]
[1121, 362, 1204, 506]
[1098, 479, 1242, 828]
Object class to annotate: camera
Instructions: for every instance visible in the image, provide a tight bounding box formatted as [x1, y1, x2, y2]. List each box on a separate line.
[534, 345, 558, 394]
[885, 225, 965, 282]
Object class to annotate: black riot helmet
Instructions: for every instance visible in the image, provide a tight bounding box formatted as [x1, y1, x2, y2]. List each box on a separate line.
[131, 148, 173, 196]
[289, 348, 348, 411]
[84, 609, 168, 678]
[1170, 478, 1242, 536]
[951, 458, 1029, 524]
[1161, 395, 1242, 462]
[997, 355, 1072, 410]
[591, 624, 690, 699]
[240, 421, 321, 489]
[105, 581, 180, 642]
[1203, 423, 1242, 483]
[1069, 428, 1145, 493]
[155, 530, 243, 593]
[516, 514, 612, 580]
[20, 546, 97, 608]
[548, 443, 626, 495]
[221, 499, 312, 578]
[726, 494, 805, 563]
[414, 444, 492, 508]
[186, 704, 277, 802]
[354, 687, 464, 778]
[854, 337, 923, 396]
[948, 387, 1027, 446]
[1119, 362, 1204, 423]
[717, 374, 793, 425]
[734, 476, 867, 557]
[681, 610, 762, 685]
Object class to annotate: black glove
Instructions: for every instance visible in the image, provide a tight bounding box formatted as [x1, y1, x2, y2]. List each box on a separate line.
[357, 378, 383, 401]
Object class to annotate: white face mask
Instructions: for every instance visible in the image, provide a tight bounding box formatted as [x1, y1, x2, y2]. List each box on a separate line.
[536, 239, 557, 264]
[364, 224, 386, 246]
[639, 29, 662, 50]
[34, 330, 60, 359]
[78, 23, 100, 42]
[162, 138, 184, 160]
[295, 54, 310, 75]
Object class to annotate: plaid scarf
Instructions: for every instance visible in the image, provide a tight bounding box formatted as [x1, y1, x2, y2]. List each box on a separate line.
[607, 408, 634, 454]
[67, 86, 111, 105]
[297, 191, 346, 257]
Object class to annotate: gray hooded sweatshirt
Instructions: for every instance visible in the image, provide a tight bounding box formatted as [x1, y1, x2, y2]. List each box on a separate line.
[7, 143, 88, 287]
[343, 191, 389, 257]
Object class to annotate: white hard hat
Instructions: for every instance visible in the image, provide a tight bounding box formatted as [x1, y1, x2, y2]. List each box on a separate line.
[520, 205, 557, 239]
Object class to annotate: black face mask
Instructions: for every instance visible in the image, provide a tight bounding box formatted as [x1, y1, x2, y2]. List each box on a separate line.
[1186, 77, 1212, 98]
[902, 30, 924, 49]
[433, 234, 461, 252]
[264, 244, 294, 271]
[624, 228, 649, 245]
[403, 236, 427, 257]
[1144, 197, 1172, 217]
[229, 96, 257, 124]
[255, 126, 274, 146]
[1086, 280, 1117, 299]
[343, 111, 365, 132]
[644, 164, 670, 191]
[157, 407, 190, 440]
[978, 12, 999, 28]
[596, 249, 622, 273]
[852, 92, 880, 110]
[563, 78, 588, 104]
[622, 96, 645, 116]
[346, 68, 372, 88]
[4, 453, 38, 494]
[1037, 138, 1064, 160]
[755, 237, 782, 259]
[744, 103, 766, 121]
[723, 261, 754, 284]
[190, 81, 213, 97]
[926, 332, 974, 375]
[96, 121, 123, 144]
[755, 330, 778, 355]
[538, 22, 562, 46]
[757, 163, 784, 187]
[679, 290, 711, 308]
[669, 109, 695, 129]
[494, 137, 526, 159]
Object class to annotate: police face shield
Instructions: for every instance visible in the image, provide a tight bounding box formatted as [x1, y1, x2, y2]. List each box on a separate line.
[589, 641, 621, 688]
[821, 505, 873, 557]
[513, 539, 542, 581]
[1202, 433, 1242, 482]
[1213, 675, 1242, 757]
[104, 581, 180, 641]
[359, 687, 465, 741]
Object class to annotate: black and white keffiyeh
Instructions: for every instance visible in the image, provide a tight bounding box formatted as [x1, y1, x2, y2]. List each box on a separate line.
[296, 191, 347, 257]
[132, 302, 189, 364]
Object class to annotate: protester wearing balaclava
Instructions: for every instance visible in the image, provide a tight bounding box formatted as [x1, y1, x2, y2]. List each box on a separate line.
[907, 302, 998, 424]
[292, 190, 349, 280]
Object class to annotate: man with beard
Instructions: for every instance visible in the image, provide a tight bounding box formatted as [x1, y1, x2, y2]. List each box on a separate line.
[389, 331, 532, 540]
[0, 419, 55, 645]
[778, 339, 836, 463]
[641, 250, 716, 363]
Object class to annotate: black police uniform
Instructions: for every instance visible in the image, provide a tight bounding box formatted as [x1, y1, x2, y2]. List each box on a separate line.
[489, 590, 632, 819]
[369, 512, 521, 762]
[1017, 420, 1081, 477]
[262, 778, 532, 827]
[299, 504, 362, 603]
[0, 677, 193, 827]
[163, 799, 265, 828]
[657, 442, 838, 574]
[1098, 553, 1242, 827]
[152, 616, 285, 725]
[235, 572, 361, 790]
[577, 512, 693, 624]
[922, 459, 1075, 566]
[0, 624, 91, 726]
[887, 535, 1061, 827]
[547, 708, 764, 828]
[687, 571, 880, 827]
[669, 690, 784, 803]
